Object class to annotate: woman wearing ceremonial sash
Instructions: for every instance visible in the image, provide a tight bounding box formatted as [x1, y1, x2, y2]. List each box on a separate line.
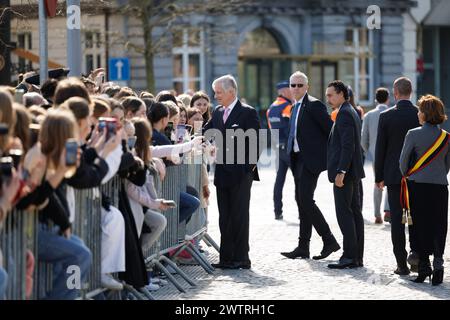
[400, 94, 450, 286]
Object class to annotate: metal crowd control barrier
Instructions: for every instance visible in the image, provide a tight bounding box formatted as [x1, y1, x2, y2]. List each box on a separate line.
[143, 153, 218, 293]
[0, 209, 38, 300]
[73, 187, 102, 298]
[143, 164, 195, 293]
[174, 156, 215, 274]
[0, 158, 219, 299]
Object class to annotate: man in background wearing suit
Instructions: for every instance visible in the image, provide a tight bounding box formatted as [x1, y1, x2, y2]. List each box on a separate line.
[281, 71, 340, 261]
[361, 87, 391, 224]
[203, 74, 261, 270]
[326, 80, 365, 269]
[374, 77, 420, 275]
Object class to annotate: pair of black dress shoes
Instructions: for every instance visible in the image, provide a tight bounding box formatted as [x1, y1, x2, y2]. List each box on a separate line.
[281, 241, 341, 260]
[211, 261, 251, 270]
[327, 257, 363, 269]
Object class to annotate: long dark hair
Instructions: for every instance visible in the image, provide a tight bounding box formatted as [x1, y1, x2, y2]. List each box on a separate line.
[190, 91, 211, 123]
[132, 117, 152, 165]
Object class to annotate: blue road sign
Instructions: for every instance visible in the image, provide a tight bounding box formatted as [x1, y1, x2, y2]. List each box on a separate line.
[108, 57, 130, 81]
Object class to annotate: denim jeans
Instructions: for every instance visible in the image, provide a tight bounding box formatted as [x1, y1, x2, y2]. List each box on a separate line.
[38, 224, 92, 300]
[0, 267, 7, 300]
[179, 191, 200, 223]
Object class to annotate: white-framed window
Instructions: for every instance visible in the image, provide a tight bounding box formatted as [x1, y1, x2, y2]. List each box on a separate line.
[17, 32, 33, 73]
[342, 27, 374, 105]
[84, 31, 103, 75]
[172, 28, 205, 94]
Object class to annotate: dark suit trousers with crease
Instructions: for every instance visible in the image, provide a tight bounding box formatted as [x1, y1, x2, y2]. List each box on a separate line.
[333, 178, 364, 260]
[292, 153, 332, 242]
[216, 171, 253, 263]
[387, 184, 418, 266]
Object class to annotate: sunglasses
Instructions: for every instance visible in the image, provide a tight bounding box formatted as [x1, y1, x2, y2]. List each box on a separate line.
[290, 83, 304, 88]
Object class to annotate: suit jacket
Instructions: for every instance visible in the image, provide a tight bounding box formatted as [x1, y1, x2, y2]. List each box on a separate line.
[289, 93, 333, 175]
[361, 104, 389, 161]
[203, 100, 261, 188]
[327, 102, 365, 183]
[374, 100, 420, 185]
[399, 123, 450, 185]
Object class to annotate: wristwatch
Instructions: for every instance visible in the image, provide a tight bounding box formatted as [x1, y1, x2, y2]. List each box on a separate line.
[338, 170, 346, 174]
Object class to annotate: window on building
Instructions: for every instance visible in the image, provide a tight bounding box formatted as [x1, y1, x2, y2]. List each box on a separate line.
[17, 32, 32, 73]
[84, 31, 103, 75]
[172, 28, 204, 94]
[340, 27, 374, 105]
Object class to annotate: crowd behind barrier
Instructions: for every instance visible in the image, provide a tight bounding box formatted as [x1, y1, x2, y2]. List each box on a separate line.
[0, 151, 215, 300]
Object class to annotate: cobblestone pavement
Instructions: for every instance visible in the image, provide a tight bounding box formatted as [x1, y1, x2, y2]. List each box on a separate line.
[153, 151, 450, 300]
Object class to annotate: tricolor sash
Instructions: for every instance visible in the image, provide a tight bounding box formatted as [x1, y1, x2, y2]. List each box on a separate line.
[400, 129, 450, 225]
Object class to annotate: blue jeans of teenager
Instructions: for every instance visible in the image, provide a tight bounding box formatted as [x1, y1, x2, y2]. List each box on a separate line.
[179, 191, 200, 223]
[38, 224, 92, 300]
[0, 267, 7, 300]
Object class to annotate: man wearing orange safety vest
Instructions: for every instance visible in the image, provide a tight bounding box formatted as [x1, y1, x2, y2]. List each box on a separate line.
[266, 80, 293, 220]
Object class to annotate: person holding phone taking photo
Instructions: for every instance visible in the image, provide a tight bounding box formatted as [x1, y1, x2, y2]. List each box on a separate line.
[25, 109, 92, 300]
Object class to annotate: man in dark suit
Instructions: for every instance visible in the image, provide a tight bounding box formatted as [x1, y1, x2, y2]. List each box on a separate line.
[203, 74, 261, 270]
[374, 76, 420, 275]
[326, 80, 365, 269]
[281, 71, 340, 261]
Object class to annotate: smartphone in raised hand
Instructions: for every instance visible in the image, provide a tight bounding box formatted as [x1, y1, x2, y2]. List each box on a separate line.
[164, 122, 174, 142]
[176, 124, 186, 143]
[65, 139, 78, 166]
[14, 89, 24, 104]
[128, 136, 137, 150]
[64, 139, 78, 178]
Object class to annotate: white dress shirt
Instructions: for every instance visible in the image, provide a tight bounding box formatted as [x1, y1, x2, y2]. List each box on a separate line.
[224, 97, 238, 113]
[293, 94, 306, 153]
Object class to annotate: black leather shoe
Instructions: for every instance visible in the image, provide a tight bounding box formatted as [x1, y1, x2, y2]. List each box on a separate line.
[275, 214, 283, 220]
[432, 269, 444, 286]
[394, 266, 410, 275]
[313, 241, 341, 260]
[411, 271, 432, 283]
[328, 258, 358, 269]
[211, 262, 234, 269]
[281, 246, 310, 259]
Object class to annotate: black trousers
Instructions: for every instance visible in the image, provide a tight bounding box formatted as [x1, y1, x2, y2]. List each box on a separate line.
[333, 178, 364, 260]
[291, 153, 332, 242]
[274, 146, 291, 216]
[387, 184, 418, 266]
[409, 181, 448, 267]
[216, 172, 253, 263]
